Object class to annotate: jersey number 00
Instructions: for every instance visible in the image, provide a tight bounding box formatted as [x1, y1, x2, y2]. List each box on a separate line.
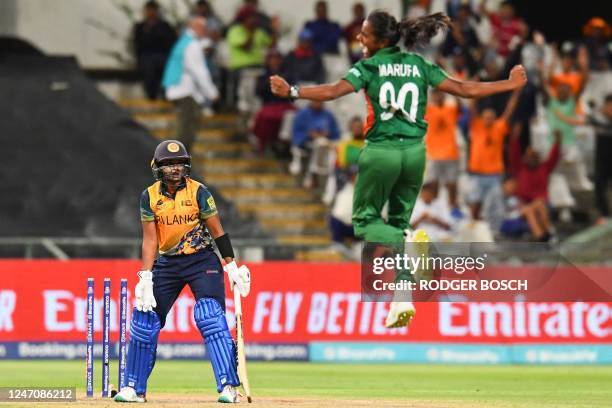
[379, 81, 419, 122]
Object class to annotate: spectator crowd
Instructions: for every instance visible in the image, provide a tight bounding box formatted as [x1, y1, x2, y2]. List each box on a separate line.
[130, 0, 612, 251]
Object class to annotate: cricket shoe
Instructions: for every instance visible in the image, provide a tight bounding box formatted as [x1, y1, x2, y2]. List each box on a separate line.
[404, 228, 430, 256]
[113, 386, 145, 403]
[385, 301, 416, 328]
[404, 228, 432, 280]
[218, 385, 239, 403]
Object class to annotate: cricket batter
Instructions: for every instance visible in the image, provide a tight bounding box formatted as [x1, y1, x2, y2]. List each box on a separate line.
[271, 10, 526, 328]
[114, 140, 250, 403]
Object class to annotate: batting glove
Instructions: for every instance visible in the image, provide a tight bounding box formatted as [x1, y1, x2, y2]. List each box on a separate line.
[135, 270, 156, 312]
[224, 261, 251, 297]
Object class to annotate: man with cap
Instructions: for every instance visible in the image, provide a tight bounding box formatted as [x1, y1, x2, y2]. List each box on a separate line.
[114, 140, 250, 404]
[282, 28, 325, 84]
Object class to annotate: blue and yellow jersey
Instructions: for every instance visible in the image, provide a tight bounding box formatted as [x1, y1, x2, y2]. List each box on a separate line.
[140, 177, 217, 256]
[336, 139, 365, 170]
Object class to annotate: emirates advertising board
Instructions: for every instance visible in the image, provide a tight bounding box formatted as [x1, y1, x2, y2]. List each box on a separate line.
[0, 260, 610, 363]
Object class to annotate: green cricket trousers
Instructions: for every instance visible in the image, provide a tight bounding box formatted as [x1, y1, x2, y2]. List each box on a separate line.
[352, 138, 426, 244]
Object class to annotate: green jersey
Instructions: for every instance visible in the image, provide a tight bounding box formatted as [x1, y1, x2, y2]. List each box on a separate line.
[343, 46, 448, 143]
[547, 96, 576, 146]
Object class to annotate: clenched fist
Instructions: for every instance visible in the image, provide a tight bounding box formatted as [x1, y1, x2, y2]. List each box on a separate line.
[270, 75, 290, 98]
[508, 65, 527, 89]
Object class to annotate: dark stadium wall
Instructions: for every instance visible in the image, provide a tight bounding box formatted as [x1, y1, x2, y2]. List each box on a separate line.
[0, 56, 157, 238]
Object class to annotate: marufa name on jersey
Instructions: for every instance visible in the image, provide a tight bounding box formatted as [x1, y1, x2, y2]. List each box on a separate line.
[379, 64, 422, 78]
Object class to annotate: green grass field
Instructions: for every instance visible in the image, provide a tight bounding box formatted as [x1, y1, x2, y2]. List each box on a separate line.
[0, 361, 611, 407]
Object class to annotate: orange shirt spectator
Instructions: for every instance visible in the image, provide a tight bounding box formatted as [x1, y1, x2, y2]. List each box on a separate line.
[466, 90, 521, 220]
[468, 116, 509, 174]
[425, 103, 460, 160]
[550, 71, 583, 97]
[547, 47, 590, 113]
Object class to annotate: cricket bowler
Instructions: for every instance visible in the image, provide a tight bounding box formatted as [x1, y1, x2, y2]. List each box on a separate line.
[270, 10, 527, 328]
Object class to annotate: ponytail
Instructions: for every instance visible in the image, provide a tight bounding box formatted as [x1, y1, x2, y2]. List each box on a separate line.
[399, 12, 452, 49]
[367, 10, 451, 50]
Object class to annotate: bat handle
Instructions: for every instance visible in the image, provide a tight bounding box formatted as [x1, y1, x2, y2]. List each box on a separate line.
[233, 288, 242, 315]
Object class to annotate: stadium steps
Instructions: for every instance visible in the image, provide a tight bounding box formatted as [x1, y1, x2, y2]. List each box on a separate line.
[207, 173, 299, 188]
[197, 158, 282, 174]
[117, 98, 172, 113]
[132, 112, 243, 130]
[226, 190, 329, 233]
[219, 188, 315, 204]
[277, 235, 331, 246]
[122, 98, 336, 255]
[259, 218, 328, 234]
[237, 203, 327, 220]
[152, 128, 237, 143]
[192, 143, 252, 158]
[132, 112, 175, 130]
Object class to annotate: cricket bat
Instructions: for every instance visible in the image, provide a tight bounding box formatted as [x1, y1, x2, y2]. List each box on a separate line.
[234, 289, 252, 403]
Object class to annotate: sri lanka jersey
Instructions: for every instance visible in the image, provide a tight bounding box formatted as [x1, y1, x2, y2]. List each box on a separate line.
[140, 177, 217, 256]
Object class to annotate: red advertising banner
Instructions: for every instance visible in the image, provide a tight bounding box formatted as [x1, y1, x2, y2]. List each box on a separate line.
[0, 260, 610, 344]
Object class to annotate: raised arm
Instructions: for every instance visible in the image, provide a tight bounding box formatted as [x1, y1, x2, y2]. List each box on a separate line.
[437, 65, 527, 99]
[500, 88, 521, 122]
[547, 46, 558, 82]
[536, 60, 551, 105]
[478, 0, 494, 19]
[576, 46, 590, 97]
[507, 123, 524, 176]
[270, 75, 355, 101]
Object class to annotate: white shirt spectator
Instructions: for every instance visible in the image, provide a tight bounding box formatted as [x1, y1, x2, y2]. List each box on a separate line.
[410, 196, 454, 242]
[165, 32, 218, 104]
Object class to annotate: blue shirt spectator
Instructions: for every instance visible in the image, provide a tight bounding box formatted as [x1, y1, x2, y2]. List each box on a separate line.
[303, 1, 342, 55]
[292, 101, 340, 147]
[283, 29, 325, 84]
